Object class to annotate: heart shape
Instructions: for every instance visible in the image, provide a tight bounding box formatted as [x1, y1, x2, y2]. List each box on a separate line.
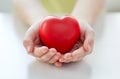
[39, 16, 81, 54]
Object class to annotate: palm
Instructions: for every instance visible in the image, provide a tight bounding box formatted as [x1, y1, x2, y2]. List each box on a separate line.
[70, 39, 83, 53]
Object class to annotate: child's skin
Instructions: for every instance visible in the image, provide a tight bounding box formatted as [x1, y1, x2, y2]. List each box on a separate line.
[14, 0, 104, 67]
[23, 21, 95, 67]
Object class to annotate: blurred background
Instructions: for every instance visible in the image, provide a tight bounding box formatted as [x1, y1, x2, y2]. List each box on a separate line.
[0, 0, 12, 13]
[0, 0, 120, 13]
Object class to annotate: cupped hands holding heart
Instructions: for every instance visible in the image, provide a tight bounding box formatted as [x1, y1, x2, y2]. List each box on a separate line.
[23, 15, 95, 67]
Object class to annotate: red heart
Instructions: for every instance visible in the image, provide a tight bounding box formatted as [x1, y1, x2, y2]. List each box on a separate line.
[39, 16, 81, 54]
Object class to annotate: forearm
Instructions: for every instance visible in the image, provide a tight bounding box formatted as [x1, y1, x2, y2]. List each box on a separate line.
[72, 0, 105, 25]
[13, 0, 47, 25]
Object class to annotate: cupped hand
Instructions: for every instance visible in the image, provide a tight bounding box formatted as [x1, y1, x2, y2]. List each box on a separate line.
[23, 21, 62, 67]
[59, 21, 95, 63]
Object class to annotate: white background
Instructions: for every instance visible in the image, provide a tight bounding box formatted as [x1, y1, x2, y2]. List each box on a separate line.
[0, 0, 120, 79]
[0, 12, 120, 79]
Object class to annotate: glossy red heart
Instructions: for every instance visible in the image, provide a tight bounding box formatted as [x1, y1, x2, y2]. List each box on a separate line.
[39, 16, 81, 54]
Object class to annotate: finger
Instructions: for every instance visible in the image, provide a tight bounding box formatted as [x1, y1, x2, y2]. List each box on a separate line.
[71, 47, 85, 62]
[38, 48, 57, 62]
[83, 27, 95, 55]
[72, 57, 83, 62]
[34, 46, 48, 57]
[61, 59, 71, 63]
[54, 61, 62, 67]
[49, 53, 61, 64]
[23, 38, 34, 54]
[64, 53, 72, 59]
[59, 53, 72, 63]
[59, 56, 65, 62]
[23, 27, 36, 54]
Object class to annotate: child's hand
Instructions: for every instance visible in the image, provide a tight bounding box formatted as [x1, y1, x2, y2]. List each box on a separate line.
[59, 21, 95, 63]
[23, 21, 62, 67]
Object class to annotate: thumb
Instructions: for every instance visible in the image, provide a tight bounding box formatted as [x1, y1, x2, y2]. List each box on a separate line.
[23, 20, 41, 54]
[83, 28, 95, 55]
[23, 38, 34, 54]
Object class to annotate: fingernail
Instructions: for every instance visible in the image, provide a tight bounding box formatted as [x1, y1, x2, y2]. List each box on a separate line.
[50, 48, 56, 52]
[59, 59, 62, 62]
[87, 45, 91, 52]
[27, 46, 31, 53]
[59, 59, 64, 62]
[42, 47, 48, 53]
[55, 62, 62, 67]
